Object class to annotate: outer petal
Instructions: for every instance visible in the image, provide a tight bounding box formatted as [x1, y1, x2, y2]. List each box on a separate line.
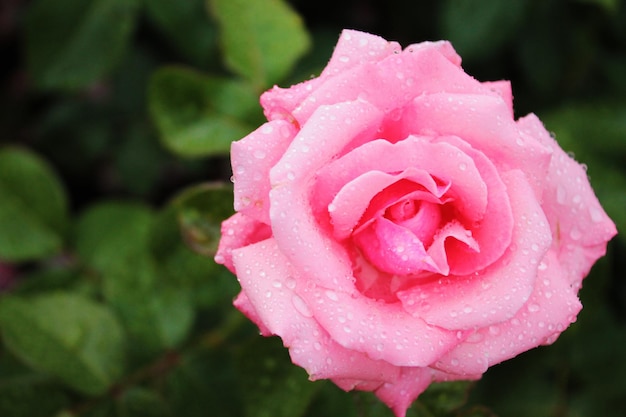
[434, 251, 582, 375]
[231, 119, 297, 224]
[232, 238, 401, 383]
[269, 101, 384, 292]
[374, 367, 481, 417]
[403, 93, 552, 198]
[299, 284, 463, 367]
[517, 114, 617, 283]
[214, 213, 271, 272]
[291, 43, 498, 125]
[397, 170, 552, 330]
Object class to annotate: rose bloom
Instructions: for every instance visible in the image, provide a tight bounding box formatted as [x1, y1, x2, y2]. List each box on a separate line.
[215, 30, 616, 417]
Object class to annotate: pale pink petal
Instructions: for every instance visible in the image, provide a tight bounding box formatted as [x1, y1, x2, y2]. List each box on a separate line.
[374, 367, 434, 417]
[374, 367, 482, 417]
[233, 292, 271, 336]
[433, 251, 582, 375]
[329, 168, 449, 240]
[353, 217, 441, 275]
[320, 29, 401, 77]
[231, 120, 298, 224]
[431, 135, 514, 275]
[315, 137, 488, 226]
[232, 238, 401, 383]
[214, 213, 271, 272]
[482, 80, 513, 116]
[260, 77, 324, 123]
[398, 170, 552, 330]
[404, 40, 462, 67]
[298, 284, 462, 367]
[268, 101, 384, 292]
[517, 114, 617, 284]
[403, 93, 552, 198]
[291, 44, 497, 125]
[426, 220, 480, 276]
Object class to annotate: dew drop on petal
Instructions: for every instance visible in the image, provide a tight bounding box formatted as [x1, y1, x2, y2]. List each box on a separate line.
[325, 290, 339, 301]
[292, 294, 313, 317]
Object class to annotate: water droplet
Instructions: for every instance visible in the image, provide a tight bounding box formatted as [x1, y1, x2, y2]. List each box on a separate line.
[556, 185, 567, 204]
[292, 295, 313, 317]
[488, 325, 500, 335]
[285, 276, 296, 289]
[339, 55, 349, 63]
[538, 262, 548, 271]
[569, 228, 582, 241]
[531, 243, 539, 252]
[343, 326, 352, 333]
[261, 125, 274, 134]
[463, 306, 473, 314]
[458, 162, 467, 171]
[572, 194, 581, 204]
[265, 291, 272, 298]
[527, 303, 540, 313]
[589, 207, 604, 223]
[253, 149, 266, 159]
[450, 358, 459, 366]
[313, 341, 322, 350]
[272, 281, 282, 288]
[376, 343, 384, 352]
[286, 171, 296, 181]
[325, 290, 339, 301]
[328, 203, 336, 213]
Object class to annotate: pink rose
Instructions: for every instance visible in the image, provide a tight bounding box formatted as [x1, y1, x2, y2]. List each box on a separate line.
[215, 30, 616, 417]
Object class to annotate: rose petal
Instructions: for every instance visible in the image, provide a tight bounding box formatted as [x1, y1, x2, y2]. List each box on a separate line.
[329, 168, 450, 240]
[517, 114, 617, 284]
[269, 101, 384, 292]
[398, 170, 552, 330]
[321, 29, 402, 77]
[291, 43, 498, 125]
[315, 137, 488, 226]
[482, 80, 513, 116]
[214, 213, 272, 272]
[374, 367, 481, 417]
[404, 93, 552, 198]
[299, 284, 462, 367]
[231, 120, 298, 223]
[233, 292, 271, 336]
[353, 217, 441, 276]
[431, 135, 514, 275]
[232, 238, 401, 383]
[433, 251, 582, 375]
[426, 220, 480, 276]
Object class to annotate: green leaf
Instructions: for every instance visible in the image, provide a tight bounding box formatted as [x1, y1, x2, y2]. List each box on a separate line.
[24, 0, 139, 90]
[440, 0, 527, 60]
[236, 336, 319, 417]
[75, 201, 154, 276]
[116, 387, 171, 417]
[0, 381, 69, 417]
[209, 0, 311, 89]
[144, 0, 218, 68]
[173, 183, 234, 257]
[0, 292, 125, 395]
[149, 67, 258, 157]
[75, 202, 194, 355]
[418, 381, 473, 415]
[165, 348, 243, 417]
[0, 147, 68, 261]
[149, 204, 238, 309]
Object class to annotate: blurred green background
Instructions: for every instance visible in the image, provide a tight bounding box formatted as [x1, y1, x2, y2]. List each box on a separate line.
[0, 0, 624, 416]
